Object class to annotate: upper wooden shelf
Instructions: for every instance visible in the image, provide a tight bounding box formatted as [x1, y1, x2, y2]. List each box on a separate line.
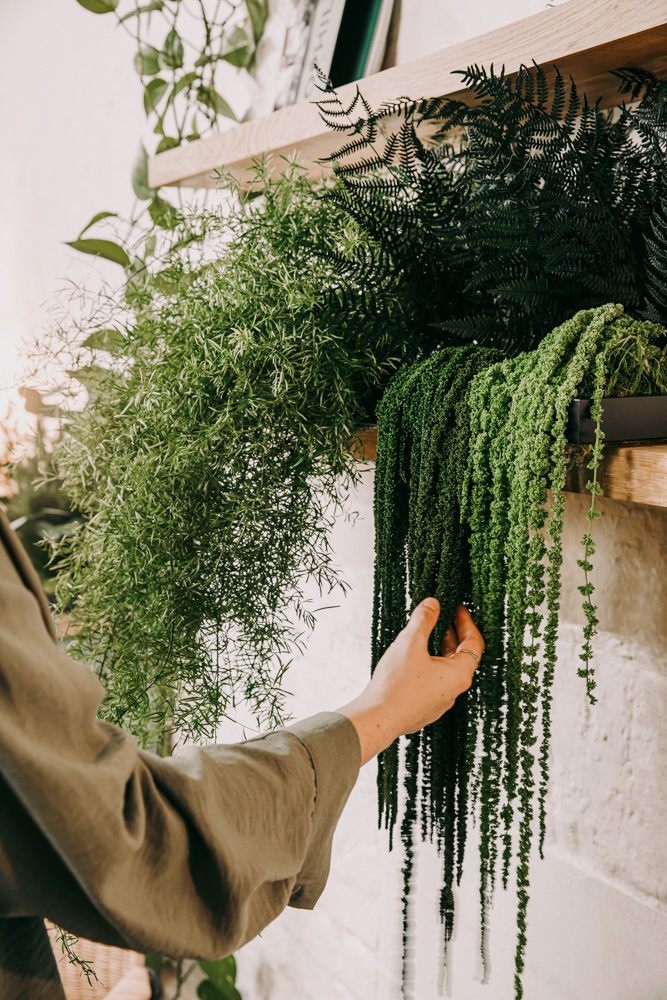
[351, 430, 667, 509]
[149, 0, 667, 189]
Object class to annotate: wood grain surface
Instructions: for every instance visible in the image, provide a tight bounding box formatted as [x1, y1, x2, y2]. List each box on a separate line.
[149, 0, 667, 188]
[351, 429, 667, 509]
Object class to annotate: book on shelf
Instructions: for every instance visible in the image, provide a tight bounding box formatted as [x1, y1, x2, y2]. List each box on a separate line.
[290, 0, 395, 104]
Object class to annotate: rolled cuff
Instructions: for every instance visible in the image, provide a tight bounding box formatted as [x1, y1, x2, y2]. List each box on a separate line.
[281, 711, 361, 909]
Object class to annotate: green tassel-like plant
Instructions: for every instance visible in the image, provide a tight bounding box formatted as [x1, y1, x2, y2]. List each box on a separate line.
[372, 304, 667, 998]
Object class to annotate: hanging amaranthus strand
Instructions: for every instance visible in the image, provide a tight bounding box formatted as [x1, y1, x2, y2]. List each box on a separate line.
[372, 304, 666, 999]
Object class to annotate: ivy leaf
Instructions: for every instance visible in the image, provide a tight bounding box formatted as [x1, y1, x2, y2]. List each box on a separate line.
[148, 195, 182, 230]
[118, 1, 164, 22]
[75, 0, 118, 12]
[144, 77, 169, 114]
[159, 27, 184, 70]
[186, 112, 201, 141]
[246, 0, 267, 44]
[132, 145, 158, 200]
[134, 44, 161, 77]
[65, 239, 130, 268]
[77, 211, 117, 239]
[198, 957, 239, 991]
[197, 85, 237, 121]
[155, 136, 180, 154]
[220, 27, 253, 69]
[163, 71, 200, 114]
[198, 956, 241, 1000]
[82, 328, 126, 353]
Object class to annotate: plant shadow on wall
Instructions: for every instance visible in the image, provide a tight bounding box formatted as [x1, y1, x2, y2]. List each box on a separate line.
[31, 62, 667, 999]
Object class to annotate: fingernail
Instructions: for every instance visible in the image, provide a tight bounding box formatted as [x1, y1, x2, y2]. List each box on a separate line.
[423, 598, 439, 613]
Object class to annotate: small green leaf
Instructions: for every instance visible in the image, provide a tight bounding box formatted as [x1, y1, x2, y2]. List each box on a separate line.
[246, 0, 267, 44]
[185, 113, 201, 142]
[197, 85, 237, 121]
[83, 328, 126, 353]
[134, 44, 161, 76]
[132, 145, 158, 201]
[155, 136, 179, 154]
[221, 27, 253, 69]
[198, 956, 240, 997]
[118, 1, 164, 22]
[170, 70, 199, 99]
[144, 77, 169, 115]
[159, 27, 184, 70]
[148, 195, 182, 230]
[65, 239, 130, 268]
[75, 0, 118, 12]
[77, 211, 117, 239]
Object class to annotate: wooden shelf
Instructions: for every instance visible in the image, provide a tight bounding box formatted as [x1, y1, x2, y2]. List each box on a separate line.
[149, 0, 667, 189]
[351, 430, 667, 509]
[565, 440, 667, 508]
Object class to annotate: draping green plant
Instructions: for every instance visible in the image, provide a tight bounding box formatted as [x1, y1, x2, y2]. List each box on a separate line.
[38, 160, 435, 747]
[73, 0, 267, 239]
[372, 304, 667, 999]
[315, 65, 667, 352]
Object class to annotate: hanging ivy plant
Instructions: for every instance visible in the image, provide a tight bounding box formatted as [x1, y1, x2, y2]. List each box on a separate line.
[372, 304, 667, 998]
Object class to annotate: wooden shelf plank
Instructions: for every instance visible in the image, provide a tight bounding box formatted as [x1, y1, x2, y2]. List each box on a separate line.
[565, 440, 667, 507]
[351, 430, 667, 509]
[149, 0, 667, 189]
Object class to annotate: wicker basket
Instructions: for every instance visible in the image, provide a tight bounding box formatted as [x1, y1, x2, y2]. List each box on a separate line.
[46, 922, 147, 1000]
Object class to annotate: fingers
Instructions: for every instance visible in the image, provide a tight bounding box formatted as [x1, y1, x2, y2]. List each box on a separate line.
[406, 597, 440, 640]
[453, 604, 485, 659]
[441, 624, 458, 658]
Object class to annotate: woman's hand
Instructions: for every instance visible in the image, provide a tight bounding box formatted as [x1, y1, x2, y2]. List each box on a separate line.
[336, 599, 484, 766]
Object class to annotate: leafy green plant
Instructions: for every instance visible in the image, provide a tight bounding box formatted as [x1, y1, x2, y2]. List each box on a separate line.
[146, 953, 241, 999]
[1, 395, 82, 598]
[316, 64, 667, 353]
[38, 160, 428, 746]
[73, 0, 268, 234]
[372, 305, 667, 999]
[32, 53, 667, 998]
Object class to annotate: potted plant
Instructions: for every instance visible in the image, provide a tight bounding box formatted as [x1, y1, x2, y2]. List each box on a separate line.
[33, 58, 667, 1000]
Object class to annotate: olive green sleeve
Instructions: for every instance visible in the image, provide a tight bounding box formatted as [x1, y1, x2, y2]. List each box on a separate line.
[0, 512, 360, 993]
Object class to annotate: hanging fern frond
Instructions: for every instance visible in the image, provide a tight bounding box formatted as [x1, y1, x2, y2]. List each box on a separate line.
[316, 62, 667, 356]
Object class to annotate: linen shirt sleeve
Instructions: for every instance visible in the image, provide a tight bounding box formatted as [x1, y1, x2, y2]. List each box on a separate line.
[0, 511, 360, 974]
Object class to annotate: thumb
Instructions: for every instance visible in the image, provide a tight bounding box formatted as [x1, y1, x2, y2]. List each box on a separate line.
[407, 597, 440, 639]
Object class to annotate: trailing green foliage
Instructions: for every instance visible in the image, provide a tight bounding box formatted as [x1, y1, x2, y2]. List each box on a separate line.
[41, 162, 442, 746]
[372, 305, 666, 998]
[316, 64, 667, 354]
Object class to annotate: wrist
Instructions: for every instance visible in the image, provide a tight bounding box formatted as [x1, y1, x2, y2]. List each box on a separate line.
[335, 694, 397, 766]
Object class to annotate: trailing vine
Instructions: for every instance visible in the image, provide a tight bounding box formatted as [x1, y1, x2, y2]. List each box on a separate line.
[372, 305, 667, 998]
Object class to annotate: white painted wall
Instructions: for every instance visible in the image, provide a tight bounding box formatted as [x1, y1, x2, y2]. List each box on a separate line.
[2, 2, 666, 999]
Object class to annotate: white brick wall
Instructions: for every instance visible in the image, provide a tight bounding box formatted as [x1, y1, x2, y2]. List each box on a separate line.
[234, 472, 667, 1000]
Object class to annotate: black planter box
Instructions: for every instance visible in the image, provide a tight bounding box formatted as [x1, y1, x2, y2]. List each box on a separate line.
[566, 395, 667, 444]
